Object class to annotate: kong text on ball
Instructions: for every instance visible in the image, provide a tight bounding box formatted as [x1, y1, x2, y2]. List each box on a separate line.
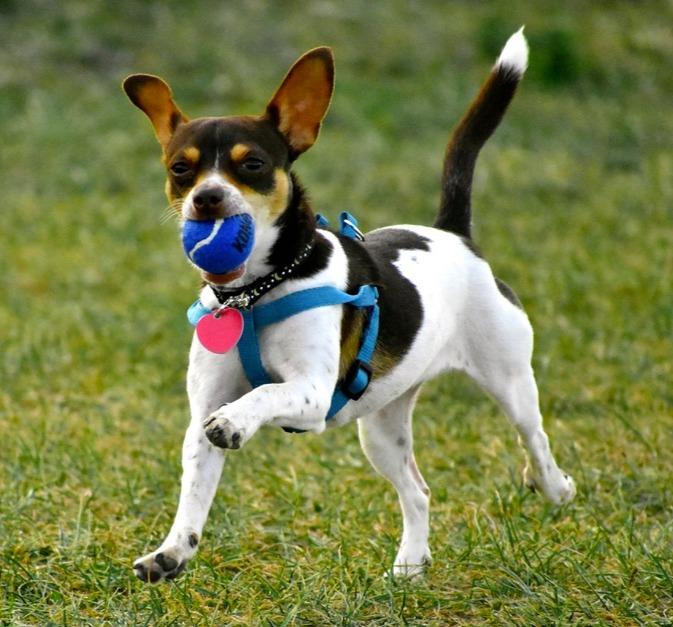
[181, 214, 255, 275]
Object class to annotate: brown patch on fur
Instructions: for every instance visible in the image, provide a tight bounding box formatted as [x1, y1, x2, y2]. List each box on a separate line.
[339, 310, 364, 379]
[371, 348, 397, 377]
[183, 146, 201, 164]
[339, 310, 397, 380]
[268, 169, 290, 217]
[164, 179, 175, 202]
[222, 169, 290, 220]
[230, 143, 251, 162]
[223, 175, 255, 198]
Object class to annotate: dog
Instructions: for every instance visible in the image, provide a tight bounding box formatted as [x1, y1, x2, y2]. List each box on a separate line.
[123, 27, 575, 583]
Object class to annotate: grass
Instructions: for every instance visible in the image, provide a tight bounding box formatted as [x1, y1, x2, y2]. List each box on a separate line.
[1, 0, 672, 624]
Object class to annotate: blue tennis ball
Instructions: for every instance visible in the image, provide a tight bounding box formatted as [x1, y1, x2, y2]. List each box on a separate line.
[181, 214, 255, 274]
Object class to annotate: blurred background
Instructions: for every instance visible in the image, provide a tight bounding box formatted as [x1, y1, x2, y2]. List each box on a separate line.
[1, 1, 671, 624]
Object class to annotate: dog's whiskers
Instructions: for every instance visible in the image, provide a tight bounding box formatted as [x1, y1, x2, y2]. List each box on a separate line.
[160, 201, 183, 225]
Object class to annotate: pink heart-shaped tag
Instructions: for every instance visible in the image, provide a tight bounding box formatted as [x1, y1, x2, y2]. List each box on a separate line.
[196, 308, 244, 354]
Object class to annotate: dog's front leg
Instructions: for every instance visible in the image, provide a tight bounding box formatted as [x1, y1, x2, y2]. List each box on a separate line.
[133, 421, 225, 582]
[133, 338, 247, 583]
[203, 307, 341, 449]
[203, 378, 333, 449]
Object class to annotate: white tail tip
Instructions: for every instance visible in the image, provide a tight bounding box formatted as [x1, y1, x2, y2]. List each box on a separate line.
[496, 26, 528, 76]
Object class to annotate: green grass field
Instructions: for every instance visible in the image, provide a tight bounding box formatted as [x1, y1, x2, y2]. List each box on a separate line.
[1, 1, 672, 624]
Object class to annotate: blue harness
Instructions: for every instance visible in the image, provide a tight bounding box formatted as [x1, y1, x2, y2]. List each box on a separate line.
[187, 212, 380, 431]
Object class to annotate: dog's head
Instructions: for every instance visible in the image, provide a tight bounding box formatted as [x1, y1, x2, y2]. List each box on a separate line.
[123, 48, 334, 284]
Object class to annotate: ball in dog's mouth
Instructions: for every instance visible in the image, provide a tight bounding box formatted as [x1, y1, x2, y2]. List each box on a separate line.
[181, 214, 255, 279]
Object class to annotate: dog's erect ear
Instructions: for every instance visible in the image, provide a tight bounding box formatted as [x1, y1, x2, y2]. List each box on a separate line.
[265, 47, 334, 158]
[122, 74, 188, 149]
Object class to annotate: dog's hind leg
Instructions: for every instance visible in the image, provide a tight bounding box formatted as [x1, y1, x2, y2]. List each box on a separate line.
[464, 296, 576, 505]
[488, 367, 575, 504]
[357, 385, 431, 578]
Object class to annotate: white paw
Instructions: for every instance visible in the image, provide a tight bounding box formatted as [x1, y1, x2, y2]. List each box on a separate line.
[524, 464, 576, 505]
[392, 548, 432, 580]
[133, 531, 199, 583]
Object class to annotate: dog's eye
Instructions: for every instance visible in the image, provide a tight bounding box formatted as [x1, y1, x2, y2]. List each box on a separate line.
[170, 162, 191, 176]
[241, 157, 265, 172]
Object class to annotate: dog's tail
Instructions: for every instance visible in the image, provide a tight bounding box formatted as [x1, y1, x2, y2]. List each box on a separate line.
[435, 27, 528, 238]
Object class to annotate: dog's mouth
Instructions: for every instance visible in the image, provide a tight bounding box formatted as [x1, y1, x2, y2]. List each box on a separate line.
[202, 265, 246, 285]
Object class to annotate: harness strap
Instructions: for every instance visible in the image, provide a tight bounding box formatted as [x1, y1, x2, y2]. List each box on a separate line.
[237, 309, 269, 389]
[326, 298, 379, 417]
[254, 285, 377, 328]
[236, 285, 379, 421]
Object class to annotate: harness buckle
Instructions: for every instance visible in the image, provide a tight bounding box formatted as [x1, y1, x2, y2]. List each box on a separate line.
[341, 218, 365, 241]
[220, 292, 252, 310]
[342, 359, 373, 401]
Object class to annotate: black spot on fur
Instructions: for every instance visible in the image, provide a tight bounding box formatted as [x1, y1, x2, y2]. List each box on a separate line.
[336, 228, 429, 376]
[266, 175, 332, 274]
[188, 533, 199, 548]
[495, 277, 522, 308]
[462, 236, 483, 259]
[396, 437, 406, 447]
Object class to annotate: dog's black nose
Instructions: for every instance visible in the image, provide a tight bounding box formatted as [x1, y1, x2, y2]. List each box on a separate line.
[192, 185, 225, 215]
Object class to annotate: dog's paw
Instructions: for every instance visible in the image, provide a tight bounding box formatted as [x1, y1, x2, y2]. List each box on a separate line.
[524, 464, 576, 505]
[134, 549, 187, 583]
[203, 411, 246, 449]
[133, 531, 199, 584]
[551, 472, 576, 505]
[391, 549, 432, 580]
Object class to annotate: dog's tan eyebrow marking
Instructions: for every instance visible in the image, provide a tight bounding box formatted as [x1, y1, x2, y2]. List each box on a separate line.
[182, 146, 201, 163]
[230, 143, 251, 162]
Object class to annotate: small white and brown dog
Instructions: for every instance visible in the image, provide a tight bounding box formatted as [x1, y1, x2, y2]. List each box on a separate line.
[123, 28, 575, 583]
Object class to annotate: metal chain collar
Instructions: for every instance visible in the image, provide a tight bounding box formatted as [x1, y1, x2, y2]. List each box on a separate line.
[211, 241, 314, 310]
